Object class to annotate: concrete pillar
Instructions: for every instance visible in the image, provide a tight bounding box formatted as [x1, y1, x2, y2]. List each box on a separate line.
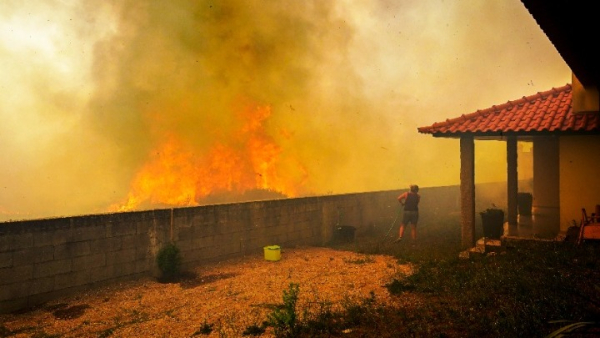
[460, 136, 476, 248]
[507, 136, 518, 226]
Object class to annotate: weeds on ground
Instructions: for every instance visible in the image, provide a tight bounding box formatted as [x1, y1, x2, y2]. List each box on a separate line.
[343, 255, 375, 265]
[257, 282, 395, 337]
[242, 323, 266, 336]
[188, 214, 600, 337]
[191, 320, 214, 336]
[266, 283, 300, 337]
[328, 215, 600, 337]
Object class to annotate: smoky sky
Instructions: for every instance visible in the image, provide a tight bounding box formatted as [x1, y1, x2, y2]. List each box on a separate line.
[0, 0, 570, 220]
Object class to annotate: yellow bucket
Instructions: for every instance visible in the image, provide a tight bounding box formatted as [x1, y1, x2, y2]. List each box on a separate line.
[263, 245, 281, 261]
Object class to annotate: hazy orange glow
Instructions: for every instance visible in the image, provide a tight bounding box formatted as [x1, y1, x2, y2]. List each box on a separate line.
[0, 1, 572, 221]
[112, 103, 307, 211]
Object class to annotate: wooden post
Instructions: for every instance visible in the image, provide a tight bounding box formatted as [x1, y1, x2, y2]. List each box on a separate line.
[507, 136, 518, 226]
[460, 136, 476, 248]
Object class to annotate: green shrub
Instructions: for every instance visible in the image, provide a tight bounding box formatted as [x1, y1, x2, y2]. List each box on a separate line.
[156, 242, 182, 280]
[266, 283, 300, 337]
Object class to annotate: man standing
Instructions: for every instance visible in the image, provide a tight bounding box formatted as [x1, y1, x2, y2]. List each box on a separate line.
[395, 185, 420, 242]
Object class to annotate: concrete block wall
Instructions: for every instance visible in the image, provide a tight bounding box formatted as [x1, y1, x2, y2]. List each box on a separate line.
[0, 210, 173, 313]
[0, 185, 468, 314]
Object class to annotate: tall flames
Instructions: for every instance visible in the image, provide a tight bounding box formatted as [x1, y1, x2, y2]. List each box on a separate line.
[112, 103, 308, 212]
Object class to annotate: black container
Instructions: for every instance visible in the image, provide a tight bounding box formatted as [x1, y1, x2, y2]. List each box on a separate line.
[334, 225, 356, 243]
[517, 192, 533, 216]
[480, 209, 505, 239]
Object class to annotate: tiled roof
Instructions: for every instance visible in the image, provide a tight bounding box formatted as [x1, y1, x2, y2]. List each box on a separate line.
[418, 84, 600, 137]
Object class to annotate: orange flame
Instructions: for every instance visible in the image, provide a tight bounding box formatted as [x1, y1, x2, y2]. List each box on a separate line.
[112, 103, 307, 212]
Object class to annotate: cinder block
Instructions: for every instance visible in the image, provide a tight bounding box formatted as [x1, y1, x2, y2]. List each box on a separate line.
[33, 230, 55, 247]
[135, 247, 149, 261]
[64, 241, 91, 258]
[108, 223, 137, 237]
[55, 270, 90, 289]
[182, 248, 201, 263]
[34, 259, 72, 278]
[72, 253, 105, 271]
[176, 239, 194, 251]
[0, 280, 31, 301]
[112, 261, 136, 277]
[475, 238, 505, 253]
[72, 226, 105, 242]
[121, 234, 143, 249]
[0, 236, 9, 252]
[196, 222, 221, 237]
[215, 241, 240, 257]
[89, 237, 122, 254]
[136, 222, 151, 235]
[0, 251, 12, 268]
[89, 265, 112, 282]
[0, 265, 33, 285]
[51, 228, 72, 246]
[31, 276, 55, 295]
[10, 233, 34, 250]
[178, 227, 193, 241]
[200, 247, 223, 261]
[243, 238, 268, 252]
[13, 246, 54, 265]
[106, 248, 136, 265]
[135, 259, 151, 274]
[135, 234, 149, 248]
[193, 235, 214, 249]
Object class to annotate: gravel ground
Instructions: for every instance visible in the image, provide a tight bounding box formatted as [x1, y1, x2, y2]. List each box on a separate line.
[0, 246, 413, 337]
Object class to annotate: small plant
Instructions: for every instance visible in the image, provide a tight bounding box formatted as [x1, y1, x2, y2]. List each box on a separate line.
[156, 242, 182, 281]
[342, 292, 377, 327]
[242, 323, 266, 336]
[98, 328, 115, 338]
[343, 255, 375, 265]
[266, 283, 300, 337]
[479, 207, 504, 217]
[192, 321, 214, 335]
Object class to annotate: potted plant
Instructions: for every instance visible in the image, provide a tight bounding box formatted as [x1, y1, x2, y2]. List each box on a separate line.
[517, 192, 533, 216]
[479, 207, 505, 239]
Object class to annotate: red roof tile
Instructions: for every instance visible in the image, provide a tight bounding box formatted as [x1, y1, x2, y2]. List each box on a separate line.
[418, 84, 600, 137]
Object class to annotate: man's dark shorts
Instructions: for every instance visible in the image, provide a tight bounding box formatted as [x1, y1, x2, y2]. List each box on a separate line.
[402, 210, 419, 225]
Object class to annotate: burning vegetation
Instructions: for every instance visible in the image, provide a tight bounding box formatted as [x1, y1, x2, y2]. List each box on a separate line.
[111, 102, 308, 211]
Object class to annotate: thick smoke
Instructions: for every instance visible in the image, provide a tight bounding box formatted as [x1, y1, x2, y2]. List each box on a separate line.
[0, 0, 570, 220]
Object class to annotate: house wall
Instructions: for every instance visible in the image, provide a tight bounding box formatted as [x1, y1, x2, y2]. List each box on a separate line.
[559, 134, 600, 230]
[533, 136, 560, 214]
